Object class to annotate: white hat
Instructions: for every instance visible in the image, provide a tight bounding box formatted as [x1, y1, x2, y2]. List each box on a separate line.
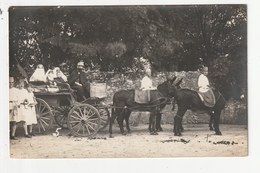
[37, 64, 44, 69]
[201, 66, 208, 72]
[77, 61, 84, 66]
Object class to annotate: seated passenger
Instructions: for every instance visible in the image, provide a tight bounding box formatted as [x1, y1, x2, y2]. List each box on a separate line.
[45, 70, 57, 87]
[68, 61, 90, 101]
[29, 64, 46, 83]
[53, 67, 67, 82]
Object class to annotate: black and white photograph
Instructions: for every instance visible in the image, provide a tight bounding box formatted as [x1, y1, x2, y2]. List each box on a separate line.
[1, 0, 259, 172]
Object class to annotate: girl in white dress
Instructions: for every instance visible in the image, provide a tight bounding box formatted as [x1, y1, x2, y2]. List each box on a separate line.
[9, 77, 19, 140]
[16, 78, 32, 138]
[26, 84, 38, 136]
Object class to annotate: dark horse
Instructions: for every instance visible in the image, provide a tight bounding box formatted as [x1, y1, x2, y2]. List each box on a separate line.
[172, 79, 244, 136]
[109, 77, 179, 138]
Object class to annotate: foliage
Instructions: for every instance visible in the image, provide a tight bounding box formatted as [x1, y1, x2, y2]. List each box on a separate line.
[9, 5, 247, 88]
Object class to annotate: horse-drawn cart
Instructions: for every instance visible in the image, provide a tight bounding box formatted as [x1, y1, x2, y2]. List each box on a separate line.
[33, 83, 109, 137]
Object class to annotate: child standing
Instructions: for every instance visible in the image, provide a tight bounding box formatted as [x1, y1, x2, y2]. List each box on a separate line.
[16, 78, 32, 138]
[26, 83, 38, 136]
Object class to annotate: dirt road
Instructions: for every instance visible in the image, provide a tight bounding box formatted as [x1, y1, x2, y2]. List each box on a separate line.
[9, 124, 247, 158]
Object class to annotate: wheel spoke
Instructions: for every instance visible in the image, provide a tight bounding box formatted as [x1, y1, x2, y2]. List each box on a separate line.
[39, 118, 50, 126]
[76, 123, 83, 133]
[40, 112, 51, 117]
[86, 123, 96, 131]
[39, 120, 46, 131]
[77, 107, 84, 117]
[86, 112, 97, 119]
[88, 117, 99, 121]
[70, 114, 81, 120]
[72, 110, 83, 119]
[82, 123, 85, 135]
[39, 106, 47, 114]
[84, 124, 91, 134]
[88, 121, 99, 126]
[70, 121, 81, 129]
[40, 116, 51, 120]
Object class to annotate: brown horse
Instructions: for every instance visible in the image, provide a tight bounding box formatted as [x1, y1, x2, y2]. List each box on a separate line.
[171, 79, 244, 136]
[109, 77, 179, 138]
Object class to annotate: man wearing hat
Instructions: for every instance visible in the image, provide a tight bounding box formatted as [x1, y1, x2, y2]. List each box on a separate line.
[68, 61, 90, 101]
[197, 66, 215, 107]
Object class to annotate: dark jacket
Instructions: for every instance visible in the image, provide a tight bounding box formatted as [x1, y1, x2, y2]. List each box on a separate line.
[68, 69, 79, 86]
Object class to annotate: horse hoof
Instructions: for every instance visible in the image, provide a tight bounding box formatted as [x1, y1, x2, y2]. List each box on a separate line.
[109, 134, 113, 138]
[157, 128, 163, 132]
[210, 127, 214, 131]
[150, 132, 158, 135]
[174, 133, 182, 136]
[122, 132, 127, 135]
[215, 132, 222, 135]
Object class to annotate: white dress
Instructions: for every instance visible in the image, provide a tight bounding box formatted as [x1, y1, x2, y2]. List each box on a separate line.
[16, 88, 29, 122]
[9, 87, 19, 122]
[26, 92, 38, 125]
[140, 76, 153, 90]
[198, 74, 210, 93]
[29, 68, 46, 82]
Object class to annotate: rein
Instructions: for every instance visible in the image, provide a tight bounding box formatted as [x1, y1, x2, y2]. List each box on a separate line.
[217, 90, 227, 103]
[105, 96, 169, 110]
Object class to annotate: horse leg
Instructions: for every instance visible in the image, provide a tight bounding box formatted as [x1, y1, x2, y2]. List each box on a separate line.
[174, 115, 183, 136]
[118, 108, 127, 135]
[109, 107, 119, 138]
[209, 112, 214, 130]
[149, 110, 158, 135]
[156, 112, 163, 132]
[213, 110, 222, 135]
[173, 107, 187, 136]
[180, 118, 184, 132]
[125, 110, 131, 133]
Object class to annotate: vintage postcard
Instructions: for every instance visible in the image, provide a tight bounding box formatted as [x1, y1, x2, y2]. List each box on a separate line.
[1, 0, 258, 173]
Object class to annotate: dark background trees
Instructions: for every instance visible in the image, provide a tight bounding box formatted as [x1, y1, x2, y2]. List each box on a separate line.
[9, 5, 247, 88]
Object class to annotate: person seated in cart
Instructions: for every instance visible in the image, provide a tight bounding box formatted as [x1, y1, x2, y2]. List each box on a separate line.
[53, 67, 67, 82]
[29, 64, 46, 83]
[67, 61, 91, 101]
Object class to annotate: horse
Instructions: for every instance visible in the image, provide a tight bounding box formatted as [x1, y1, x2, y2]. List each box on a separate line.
[109, 77, 180, 138]
[171, 79, 244, 136]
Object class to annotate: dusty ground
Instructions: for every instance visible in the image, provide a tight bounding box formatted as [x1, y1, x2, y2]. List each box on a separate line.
[9, 123, 248, 158]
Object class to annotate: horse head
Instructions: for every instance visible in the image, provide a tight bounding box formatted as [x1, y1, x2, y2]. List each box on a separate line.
[221, 79, 245, 101]
[167, 77, 183, 97]
[157, 76, 178, 97]
[229, 80, 245, 100]
[175, 78, 183, 89]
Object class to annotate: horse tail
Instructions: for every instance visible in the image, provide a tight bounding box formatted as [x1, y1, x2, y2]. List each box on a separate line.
[111, 102, 115, 118]
[171, 98, 176, 111]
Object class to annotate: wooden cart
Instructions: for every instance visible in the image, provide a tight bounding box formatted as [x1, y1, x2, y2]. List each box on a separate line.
[33, 83, 109, 137]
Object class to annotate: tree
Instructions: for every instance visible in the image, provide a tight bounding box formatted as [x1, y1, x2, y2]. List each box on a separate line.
[9, 5, 247, 88]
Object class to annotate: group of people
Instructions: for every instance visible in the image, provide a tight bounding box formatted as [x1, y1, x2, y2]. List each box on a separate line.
[9, 59, 213, 140]
[29, 62, 91, 101]
[139, 66, 214, 106]
[9, 61, 92, 140]
[9, 77, 38, 140]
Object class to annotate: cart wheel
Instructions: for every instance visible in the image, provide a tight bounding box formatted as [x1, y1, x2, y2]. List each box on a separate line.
[53, 105, 71, 129]
[35, 98, 54, 134]
[67, 104, 101, 137]
[96, 107, 110, 130]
